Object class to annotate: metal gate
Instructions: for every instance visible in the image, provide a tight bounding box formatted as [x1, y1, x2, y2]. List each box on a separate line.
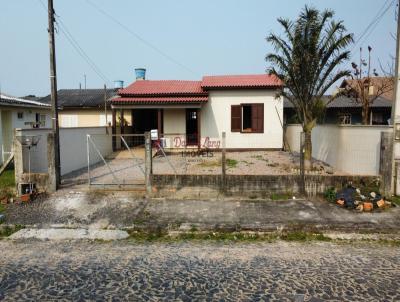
[86, 133, 146, 188]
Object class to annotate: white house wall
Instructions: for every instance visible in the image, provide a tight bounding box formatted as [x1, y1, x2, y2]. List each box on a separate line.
[0, 107, 51, 165]
[1, 110, 12, 163]
[163, 109, 186, 148]
[201, 90, 283, 149]
[58, 110, 112, 128]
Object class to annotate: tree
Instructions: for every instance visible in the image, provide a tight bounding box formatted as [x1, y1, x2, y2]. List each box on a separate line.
[342, 46, 394, 125]
[266, 6, 353, 169]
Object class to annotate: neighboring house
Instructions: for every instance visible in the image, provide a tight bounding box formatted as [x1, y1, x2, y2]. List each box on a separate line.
[39, 88, 118, 128]
[0, 94, 51, 164]
[284, 95, 392, 125]
[111, 71, 284, 150]
[340, 77, 394, 101]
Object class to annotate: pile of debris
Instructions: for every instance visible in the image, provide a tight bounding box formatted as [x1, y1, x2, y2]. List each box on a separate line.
[335, 186, 392, 212]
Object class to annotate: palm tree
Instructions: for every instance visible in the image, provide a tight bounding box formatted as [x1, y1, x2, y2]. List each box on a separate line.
[266, 6, 353, 169]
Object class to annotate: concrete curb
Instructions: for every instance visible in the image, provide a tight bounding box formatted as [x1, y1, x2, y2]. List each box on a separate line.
[8, 228, 129, 241]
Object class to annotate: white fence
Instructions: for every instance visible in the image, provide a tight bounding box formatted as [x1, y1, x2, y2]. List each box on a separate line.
[16, 127, 112, 176]
[285, 124, 392, 175]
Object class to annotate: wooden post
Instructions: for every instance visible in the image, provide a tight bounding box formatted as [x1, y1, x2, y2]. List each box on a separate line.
[221, 131, 226, 193]
[157, 109, 162, 137]
[197, 108, 201, 150]
[145, 132, 152, 195]
[112, 109, 116, 151]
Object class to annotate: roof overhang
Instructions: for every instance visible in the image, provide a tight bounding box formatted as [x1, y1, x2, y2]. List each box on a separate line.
[112, 104, 202, 109]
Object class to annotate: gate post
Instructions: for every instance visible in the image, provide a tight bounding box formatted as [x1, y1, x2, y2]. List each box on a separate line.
[380, 131, 393, 196]
[145, 132, 152, 194]
[221, 131, 226, 193]
[299, 132, 306, 196]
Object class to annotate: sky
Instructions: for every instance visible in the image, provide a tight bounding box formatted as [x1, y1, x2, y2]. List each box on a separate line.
[0, 0, 397, 97]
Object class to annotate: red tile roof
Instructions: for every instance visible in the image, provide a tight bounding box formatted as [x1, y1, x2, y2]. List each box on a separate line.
[112, 96, 208, 104]
[113, 74, 282, 105]
[201, 74, 283, 89]
[119, 80, 205, 96]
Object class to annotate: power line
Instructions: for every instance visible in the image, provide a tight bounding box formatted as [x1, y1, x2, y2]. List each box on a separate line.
[358, 0, 395, 47]
[36, 0, 111, 85]
[56, 17, 112, 84]
[85, 0, 198, 76]
[351, 0, 395, 55]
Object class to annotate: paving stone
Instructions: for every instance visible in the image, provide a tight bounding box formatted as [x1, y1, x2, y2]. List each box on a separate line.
[0, 241, 399, 301]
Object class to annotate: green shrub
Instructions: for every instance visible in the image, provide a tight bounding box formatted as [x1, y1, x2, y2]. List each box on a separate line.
[324, 187, 336, 203]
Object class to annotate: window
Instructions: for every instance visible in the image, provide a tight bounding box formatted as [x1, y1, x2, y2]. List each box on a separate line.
[338, 113, 351, 125]
[39, 114, 46, 127]
[231, 104, 264, 133]
[34, 113, 47, 128]
[17, 112, 24, 119]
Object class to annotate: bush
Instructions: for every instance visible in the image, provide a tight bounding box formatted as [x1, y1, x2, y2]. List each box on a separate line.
[324, 187, 336, 203]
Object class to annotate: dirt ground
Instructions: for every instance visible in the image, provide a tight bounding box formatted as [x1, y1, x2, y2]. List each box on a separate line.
[4, 190, 400, 232]
[62, 149, 341, 187]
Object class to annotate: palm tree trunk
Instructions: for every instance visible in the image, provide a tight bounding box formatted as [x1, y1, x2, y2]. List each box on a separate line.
[304, 130, 312, 170]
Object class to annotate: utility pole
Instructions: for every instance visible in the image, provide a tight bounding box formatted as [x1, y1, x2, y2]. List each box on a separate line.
[104, 84, 108, 126]
[48, 0, 61, 188]
[391, 0, 400, 195]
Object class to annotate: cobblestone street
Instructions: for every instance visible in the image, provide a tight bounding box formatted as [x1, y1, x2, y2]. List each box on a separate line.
[0, 240, 399, 301]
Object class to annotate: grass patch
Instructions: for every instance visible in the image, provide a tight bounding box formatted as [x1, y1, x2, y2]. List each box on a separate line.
[226, 158, 238, 168]
[0, 169, 16, 204]
[126, 230, 331, 243]
[280, 231, 331, 242]
[0, 204, 5, 214]
[0, 225, 24, 238]
[197, 160, 221, 168]
[0, 169, 15, 188]
[388, 196, 400, 206]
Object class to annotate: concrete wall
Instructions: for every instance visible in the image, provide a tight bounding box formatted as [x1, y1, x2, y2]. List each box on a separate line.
[14, 129, 56, 193]
[14, 127, 112, 177]
[59, 109, 112, 127]
[285, 124, 392, 175]
[19, 128, 51, 174]
[152, 174, 379, 197]
[201, 90, 283, 149]
[59, 127, 112, 175]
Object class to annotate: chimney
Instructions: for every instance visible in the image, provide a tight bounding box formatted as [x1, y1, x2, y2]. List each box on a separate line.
[114, 80, 124, 89]
[135, 68, 146, 80]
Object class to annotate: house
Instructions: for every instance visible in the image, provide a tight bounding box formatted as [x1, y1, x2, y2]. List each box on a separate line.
[111, 70, 284, 150]
[39, 88, 118, 127]
[0, 94, 51, 164]
[340, 77, 394, 101]
[284, 95, 392, 125]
